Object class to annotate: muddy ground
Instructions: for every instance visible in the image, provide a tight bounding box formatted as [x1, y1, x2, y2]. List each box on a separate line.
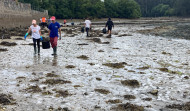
[0, 18, 190, 111]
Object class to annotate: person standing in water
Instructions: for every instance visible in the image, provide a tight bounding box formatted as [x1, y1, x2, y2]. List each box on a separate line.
[105, 18, 114, 37]
[48, 16, 61, 56]
[24, 20, 43, 55]
[84, 18, 91, 37]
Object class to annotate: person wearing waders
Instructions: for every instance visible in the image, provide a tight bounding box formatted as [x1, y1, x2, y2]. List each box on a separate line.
[48, 16, 61, 56]
[24, 20, 43, 55]
[84, 18, 91, 37]
[105, 18, 114, 37]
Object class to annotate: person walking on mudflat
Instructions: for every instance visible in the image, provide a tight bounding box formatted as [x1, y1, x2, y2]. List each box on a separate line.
[105, 18, 114, 37]
[84, 18, 91, 37]
[24, 20, 43, 55]
[48, 16, 61, 56]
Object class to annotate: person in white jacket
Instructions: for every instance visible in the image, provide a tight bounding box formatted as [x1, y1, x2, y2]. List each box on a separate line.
[84, 18, 91, 37]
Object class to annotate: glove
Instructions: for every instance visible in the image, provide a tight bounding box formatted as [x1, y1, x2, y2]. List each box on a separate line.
[24, 33, 28, 39]
[40, 36, 43, 41]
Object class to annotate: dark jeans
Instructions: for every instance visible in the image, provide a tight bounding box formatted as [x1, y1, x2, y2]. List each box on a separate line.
[33, 38, 40, 53]
[86, 28, 90, 36]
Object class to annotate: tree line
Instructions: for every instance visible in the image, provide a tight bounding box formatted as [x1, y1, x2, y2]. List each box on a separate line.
[18, 0, 190, 19]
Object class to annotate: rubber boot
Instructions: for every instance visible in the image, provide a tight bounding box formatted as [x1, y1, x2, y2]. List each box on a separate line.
[54, 46, 57, 55]
[38, 47, 40, 55]
[52, 47, 57, 56]
[34, 47, 37, 55]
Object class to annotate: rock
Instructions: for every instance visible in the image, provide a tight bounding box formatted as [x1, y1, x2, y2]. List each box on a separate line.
[149, 90, 158, 96]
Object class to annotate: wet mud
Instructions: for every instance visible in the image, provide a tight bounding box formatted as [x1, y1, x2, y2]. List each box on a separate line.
[1, 18, 190, 110]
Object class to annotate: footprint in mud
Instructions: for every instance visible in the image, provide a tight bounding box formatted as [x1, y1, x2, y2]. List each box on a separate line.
[77, 55, 89, 60]
[0, 94, 16, 105]
[121, 80, 140, 87]
[113, 103, 144, 111]
[94, 89, 110, 95]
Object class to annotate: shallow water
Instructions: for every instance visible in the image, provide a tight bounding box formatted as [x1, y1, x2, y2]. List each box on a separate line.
[0, 23, 190, 111]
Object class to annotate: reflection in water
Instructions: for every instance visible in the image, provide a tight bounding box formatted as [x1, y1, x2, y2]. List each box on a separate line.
[52, 56, 58, 66]
[33, 55, 41, 64]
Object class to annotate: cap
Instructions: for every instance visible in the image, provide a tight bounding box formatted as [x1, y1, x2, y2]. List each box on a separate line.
[51, 16, 56, 20]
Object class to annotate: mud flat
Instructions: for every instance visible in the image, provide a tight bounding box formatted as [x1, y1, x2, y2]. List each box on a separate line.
[0, 18, 190, 110]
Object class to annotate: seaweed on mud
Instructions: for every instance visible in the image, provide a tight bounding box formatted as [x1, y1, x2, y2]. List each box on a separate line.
[166, 102, 190, 110]
[21, 43, 34, 46]
[25, 85, 42, 93]
[55, 90, 71, 98]
[103, 62, 127, 69]
[96, 77, 102, 81]
[137, 66, 150, 70]
[42, 79, 71, 85]
[124, 95, 136, 100]
[77, 43, 89, 46]
[0, 94, 16, 105]
[184, 76, 189, 79]
[106, 99, 122, 104]
[142, 98, 152, 101]
[0, 41, 17, 46]
[121, 80, 140, 87]
[139, 72, 146, 74]
[46, 73, 59, 77]
[101, 42, 110, 44]
[98, 50, 104, 52]
[159, 68, 169, 72]
[128, 70, 136, 73]
[158, 68, 183, 75]
[65, 65, 76, 69]
[113, 48, 120, 49]
[88, 63, 95, 66]
[0, 48, 8, 52]
[73, 85, 82, 88]
[114, 103, 144, 111]
[42, 91, 53, 95]
[15, 38, 23, 40]
[92, 38, 101, 43]
[77, 55, 89, 60]
[16, 76, 26, 79]
[162, 51, 172, 55]
[95, 89, 110, 95]
[118, 34, 133, 37]
[30, 78, 40, 82]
